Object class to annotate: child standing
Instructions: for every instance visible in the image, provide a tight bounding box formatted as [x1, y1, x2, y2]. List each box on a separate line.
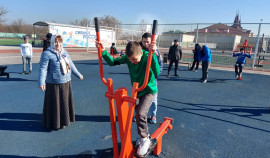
[20, 36, 33, 74]
[97, 41, 160, 157]
[233, 48, 251, 80]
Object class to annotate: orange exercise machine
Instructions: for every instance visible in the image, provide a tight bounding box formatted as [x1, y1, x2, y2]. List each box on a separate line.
[94, 17, 173, 158]
[233, 39, 252, 55]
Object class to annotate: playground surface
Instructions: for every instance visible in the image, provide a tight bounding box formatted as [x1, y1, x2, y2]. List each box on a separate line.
[0, 48, 270, 158]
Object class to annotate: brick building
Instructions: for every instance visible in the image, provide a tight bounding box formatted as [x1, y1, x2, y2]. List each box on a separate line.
[188, 13, 253, 37]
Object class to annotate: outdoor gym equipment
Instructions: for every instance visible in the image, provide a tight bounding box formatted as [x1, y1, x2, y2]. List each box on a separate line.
[233, 39, 252, 55]
[95, 17, 173, 158]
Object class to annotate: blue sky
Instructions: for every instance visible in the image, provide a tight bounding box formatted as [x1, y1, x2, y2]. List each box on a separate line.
[1, 0, 270, 25]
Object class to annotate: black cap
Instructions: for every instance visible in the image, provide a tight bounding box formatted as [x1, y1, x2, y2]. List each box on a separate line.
[46, 33, 52, 39]
[195, 43, 201, 51]
[174, 39, 178, 42]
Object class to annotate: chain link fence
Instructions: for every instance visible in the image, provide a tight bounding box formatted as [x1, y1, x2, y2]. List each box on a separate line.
[114, 23, 270, 71]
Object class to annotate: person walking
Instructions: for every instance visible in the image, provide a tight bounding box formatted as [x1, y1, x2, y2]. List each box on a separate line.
[39, 35, 84, 130]
[167, 39, 182, 77]
[20, 36, 33, 74]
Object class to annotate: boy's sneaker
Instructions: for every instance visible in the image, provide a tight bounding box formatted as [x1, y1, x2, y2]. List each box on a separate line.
[237, 77, 242, 80]
[149, 115, 156, 124]
[136, 134, 151, 146]
[202, 80, 207, 83]
[235, 74, 239, 78]
[137, 137, 151, 156]
[132, 117, 136, 122]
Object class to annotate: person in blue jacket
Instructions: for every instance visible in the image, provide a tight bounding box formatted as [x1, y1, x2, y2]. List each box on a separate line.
[39, 35, 83, 130]
[232, 47, 251, 80]
[198, 44, 211, 83]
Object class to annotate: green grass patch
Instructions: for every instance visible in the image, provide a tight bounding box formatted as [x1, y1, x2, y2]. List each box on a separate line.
[0, 38, 42, 46]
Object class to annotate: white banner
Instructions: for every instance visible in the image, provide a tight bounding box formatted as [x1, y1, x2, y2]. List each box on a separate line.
[49, 25, 115, 48]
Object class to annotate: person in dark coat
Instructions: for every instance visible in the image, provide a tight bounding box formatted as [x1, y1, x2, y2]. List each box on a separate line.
[43, 33, 52, 52]
[189, 43, 201, 71]
[167, 39, 182, 77]
[110, 43, 124, 56]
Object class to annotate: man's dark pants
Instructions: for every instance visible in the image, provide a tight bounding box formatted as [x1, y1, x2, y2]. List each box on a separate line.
[168, 59, 179, 75]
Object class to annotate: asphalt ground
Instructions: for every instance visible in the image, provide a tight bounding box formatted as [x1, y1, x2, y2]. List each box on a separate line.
[0, 48, 270, 158]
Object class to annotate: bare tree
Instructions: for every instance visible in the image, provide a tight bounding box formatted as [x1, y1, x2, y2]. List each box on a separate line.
[70, 20, 79, 26]
[0, 24, 9, 32]
[70, 18, 91, 26]
[9, 18, 25, 33]
[98, 15, 120, 28]
[35, 26, 48, 39]
[0, 6, 8, 23]
[79, 18, 91, 26]
[23, 24, 32, 35]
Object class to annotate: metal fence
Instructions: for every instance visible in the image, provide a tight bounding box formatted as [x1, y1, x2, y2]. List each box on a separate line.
[113, 22, 270, 71]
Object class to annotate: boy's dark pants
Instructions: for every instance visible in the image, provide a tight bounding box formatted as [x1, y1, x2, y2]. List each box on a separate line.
[135, 93, 155, 138]
[235, 62, 244, 75]
[190, 60, 199, 70]
[168, 59, 179, 75]
[202, 61, 210, 80]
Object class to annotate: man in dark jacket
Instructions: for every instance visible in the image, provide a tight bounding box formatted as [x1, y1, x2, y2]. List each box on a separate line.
[167, 39, 182, 77]
[43, 33, 52, 52]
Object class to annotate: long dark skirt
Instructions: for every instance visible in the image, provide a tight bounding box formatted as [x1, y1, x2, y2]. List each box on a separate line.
[43, 81, 75, 130]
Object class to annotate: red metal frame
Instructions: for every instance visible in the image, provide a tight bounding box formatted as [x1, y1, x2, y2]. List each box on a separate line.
[233, 39, 252, 55]
[95, 18, 173, 158]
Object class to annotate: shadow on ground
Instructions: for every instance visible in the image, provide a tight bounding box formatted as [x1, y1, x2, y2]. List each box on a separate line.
[160, 98, 270, 133]
[0, 113, 112, 132]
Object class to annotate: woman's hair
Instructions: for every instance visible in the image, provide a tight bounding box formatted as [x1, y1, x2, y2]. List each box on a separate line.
[55, 35, 63, 43]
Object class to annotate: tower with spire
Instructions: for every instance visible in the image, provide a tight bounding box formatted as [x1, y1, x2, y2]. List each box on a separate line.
[231, 10, 242, 29]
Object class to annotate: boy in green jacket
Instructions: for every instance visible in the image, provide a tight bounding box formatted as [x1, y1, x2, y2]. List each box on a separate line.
[96, 41, 160, 156]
